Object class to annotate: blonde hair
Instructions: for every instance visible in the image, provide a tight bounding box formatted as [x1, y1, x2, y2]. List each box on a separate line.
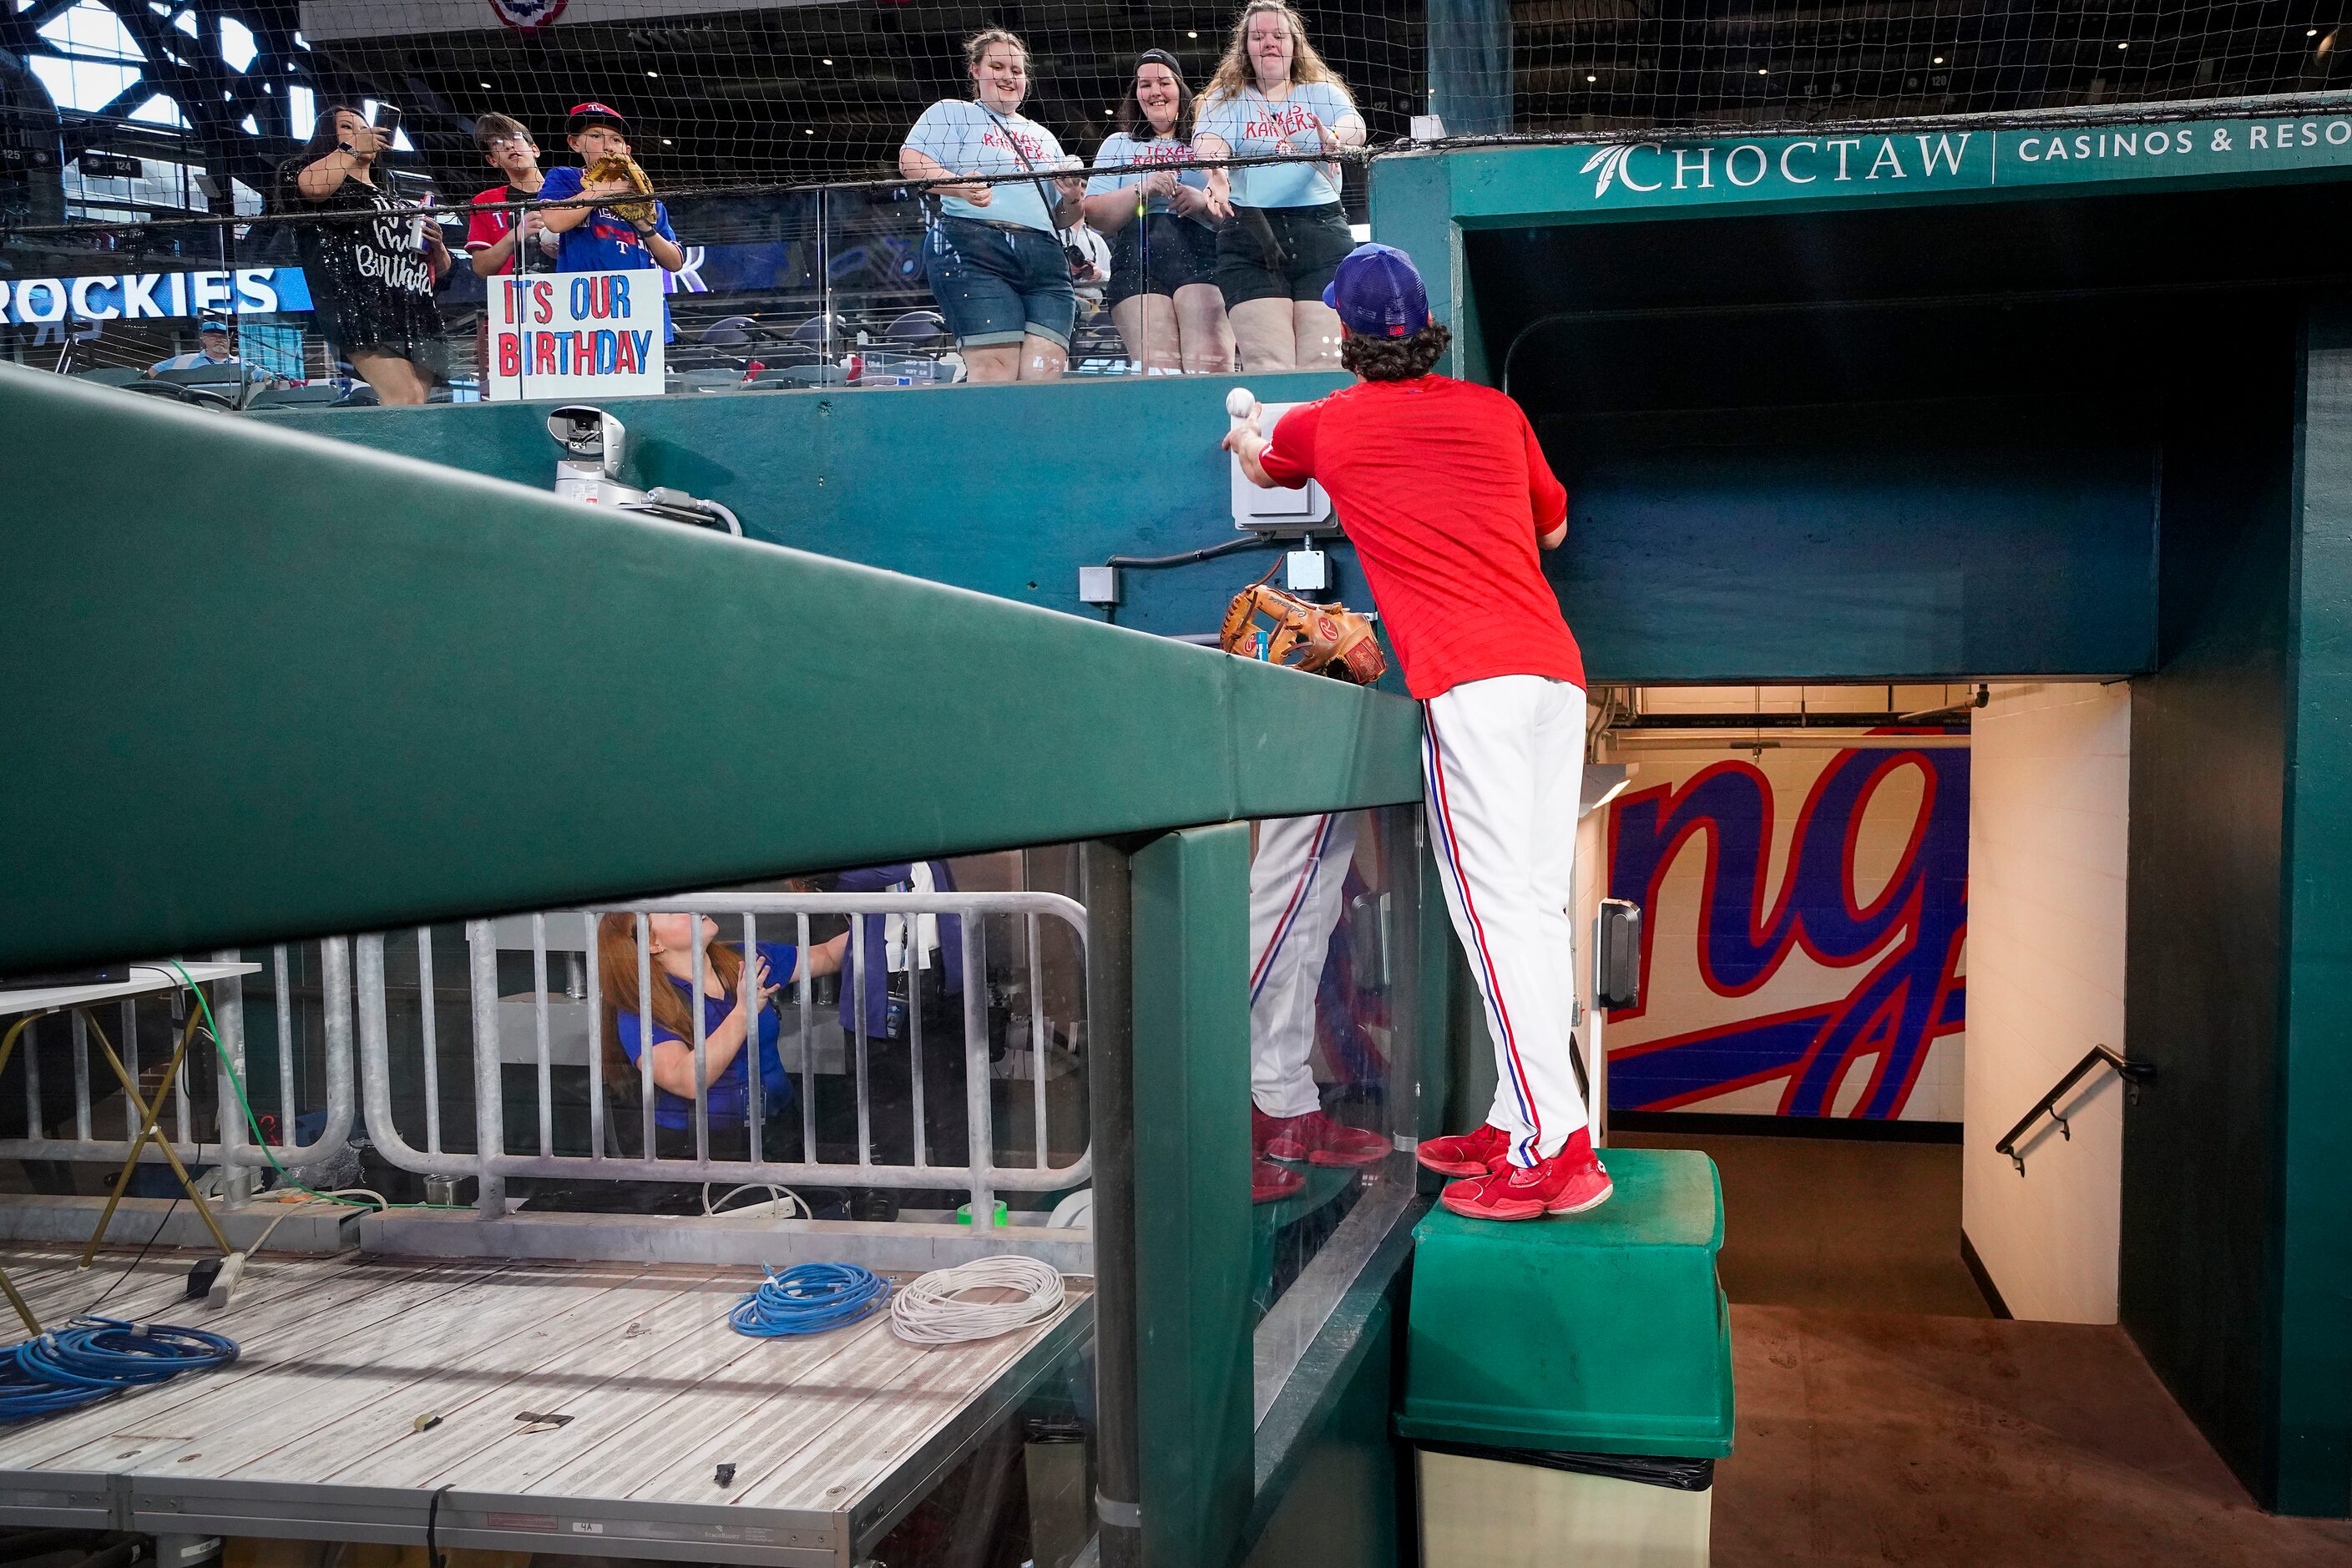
[964, 27, 1029, 78]
[1200, 2, 1350, 110]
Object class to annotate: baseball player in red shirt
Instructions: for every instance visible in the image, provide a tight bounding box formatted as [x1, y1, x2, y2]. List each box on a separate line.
[1227, 241, 1609, 1221]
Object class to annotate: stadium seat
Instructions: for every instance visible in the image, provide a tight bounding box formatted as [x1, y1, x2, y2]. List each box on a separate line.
[246, 385, 343, 409]
[124, 380, 236, 410]
[680, 367, 746, 392]
[887, 311, 949, 352]
[698, 315, 758, 347]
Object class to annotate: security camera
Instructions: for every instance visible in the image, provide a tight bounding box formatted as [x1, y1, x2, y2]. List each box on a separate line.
[545, 405, 645, 506]
[546, 404, 626, 478]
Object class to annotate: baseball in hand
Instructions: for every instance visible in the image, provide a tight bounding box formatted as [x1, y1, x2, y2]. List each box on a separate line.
[1227, 387, 1259, 423]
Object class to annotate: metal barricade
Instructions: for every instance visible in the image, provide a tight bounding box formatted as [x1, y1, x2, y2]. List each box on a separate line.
[0, 943, 357, 1201]
[355, 891, 1090, 1230]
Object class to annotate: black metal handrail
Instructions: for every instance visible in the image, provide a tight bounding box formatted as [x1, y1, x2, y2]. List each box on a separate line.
[1996, 1045, 2155, 1176]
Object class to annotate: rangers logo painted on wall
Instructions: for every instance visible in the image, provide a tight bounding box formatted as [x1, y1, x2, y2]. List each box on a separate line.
[487, 0, 568, 31]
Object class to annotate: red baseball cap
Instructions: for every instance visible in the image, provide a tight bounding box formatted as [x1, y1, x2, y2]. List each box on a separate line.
[567, 102, 628, 134]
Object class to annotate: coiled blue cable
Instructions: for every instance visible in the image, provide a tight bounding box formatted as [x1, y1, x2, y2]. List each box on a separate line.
[729, 1263, 890, 1338]
[0, 1318, 240, 1422]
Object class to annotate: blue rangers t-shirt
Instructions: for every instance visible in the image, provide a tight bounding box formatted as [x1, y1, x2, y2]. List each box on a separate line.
[539, 163, 679, 341]
[903, 99, 1071, 233]
[1193, 81, 1356, 209]
[1087, 130, 1211, 221]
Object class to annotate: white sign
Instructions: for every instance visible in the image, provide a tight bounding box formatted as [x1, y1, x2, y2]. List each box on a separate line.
[487, 271, 664, 403]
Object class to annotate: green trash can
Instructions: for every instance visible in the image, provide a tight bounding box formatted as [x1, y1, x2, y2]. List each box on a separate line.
[1398, 1147, 1732, 1566]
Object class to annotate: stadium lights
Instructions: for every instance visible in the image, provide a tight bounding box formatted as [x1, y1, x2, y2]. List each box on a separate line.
[662, 138, 673, 144]
[479, 80, 492, 89]
[646, 69, 660, 77]
[822, 58, 833, 64]
[2117, 41, 2128, 49]
[1758, 68, 1768, 74]
[1933, 55, 1945, 63]
[1187, 29, 1197, 37]
[1586, 73, 1596, 82]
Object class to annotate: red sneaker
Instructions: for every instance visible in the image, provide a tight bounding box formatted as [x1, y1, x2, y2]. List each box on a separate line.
[1417, 1122, 1512, 1177]
[1255, 1108, 1390, 1168]
[1439, 1146, 1613, 1222]
[1252, 1156, 1306, 1203]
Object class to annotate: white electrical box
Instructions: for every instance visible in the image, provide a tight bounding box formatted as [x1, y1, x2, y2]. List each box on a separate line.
[1232, 402, 1336, 533]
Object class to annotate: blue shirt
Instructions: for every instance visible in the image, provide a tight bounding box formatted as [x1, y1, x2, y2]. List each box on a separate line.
[617, 941, 800, 1130]
[834, 862, 964, 1039]
[1087, 131, 1211, 222]
[1194, 82, 1356, 208]
[539, 163, 680, 341]
[903, 99, 1071, 233]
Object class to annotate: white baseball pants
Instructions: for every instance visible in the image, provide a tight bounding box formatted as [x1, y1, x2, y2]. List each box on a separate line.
[1247, 810, 1361, 1119]
[1422, 675, 1589, 1166]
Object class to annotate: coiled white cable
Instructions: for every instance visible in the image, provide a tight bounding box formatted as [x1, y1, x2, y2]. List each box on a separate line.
[889, 1255, 1066, 1345]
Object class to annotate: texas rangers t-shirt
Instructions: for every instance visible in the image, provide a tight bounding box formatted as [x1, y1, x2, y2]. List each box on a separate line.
[1087, 130, 1211, 220]
[903, 100, 1070, 233]
[1259, 375, 1582, 699]
[536, 164, 678, 341]
[1193, 81, 1354, 208]
[538, 164, 678, 272]
[464, 181, 539, 276]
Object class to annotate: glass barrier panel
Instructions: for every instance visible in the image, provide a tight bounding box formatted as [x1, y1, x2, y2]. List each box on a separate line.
[1244, 805, 1419, 1330]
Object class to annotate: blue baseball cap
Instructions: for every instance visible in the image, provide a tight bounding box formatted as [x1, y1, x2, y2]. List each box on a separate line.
[1322, 242, 1429, 337]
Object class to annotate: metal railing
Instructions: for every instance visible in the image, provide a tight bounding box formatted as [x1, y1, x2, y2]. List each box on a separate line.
[0, 942, 357, 1201]
[355, 891, 1090, 1230]
[1995, 1044, 2154, 1175]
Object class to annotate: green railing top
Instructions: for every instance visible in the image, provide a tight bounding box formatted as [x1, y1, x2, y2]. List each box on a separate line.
[0, 363, 1421, 969]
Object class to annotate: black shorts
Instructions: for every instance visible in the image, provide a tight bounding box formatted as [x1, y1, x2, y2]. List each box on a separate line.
[1215, 203, 1353, 307]
[1106, 212, 1220, 306]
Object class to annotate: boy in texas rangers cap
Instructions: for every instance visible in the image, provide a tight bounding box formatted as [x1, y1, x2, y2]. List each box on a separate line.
[1227, 241, 1608, 1222]
[535, 102, 685, 341]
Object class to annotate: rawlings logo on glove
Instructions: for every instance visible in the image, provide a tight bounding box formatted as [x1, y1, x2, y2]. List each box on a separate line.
[1220, 567, 1387, 685]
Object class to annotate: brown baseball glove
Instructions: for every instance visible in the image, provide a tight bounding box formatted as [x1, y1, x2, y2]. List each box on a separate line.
[584, 153, 658, 230]
[1220, 570, 1388, 685]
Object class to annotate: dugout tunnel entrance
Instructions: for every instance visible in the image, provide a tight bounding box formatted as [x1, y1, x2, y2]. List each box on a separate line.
[1381, 131, 2352, 1516]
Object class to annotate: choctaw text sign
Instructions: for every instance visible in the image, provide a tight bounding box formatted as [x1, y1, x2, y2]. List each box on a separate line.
[487, 271, 663, 402]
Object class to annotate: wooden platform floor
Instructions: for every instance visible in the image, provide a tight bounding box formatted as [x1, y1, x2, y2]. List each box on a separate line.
[0, 1246, 1087, 1567]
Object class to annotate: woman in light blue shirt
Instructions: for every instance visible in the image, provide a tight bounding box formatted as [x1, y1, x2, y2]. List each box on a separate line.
[900, 28, 1088, 383]
[1081, 50, 1234, 376]
[1192, 1, 1366, 372]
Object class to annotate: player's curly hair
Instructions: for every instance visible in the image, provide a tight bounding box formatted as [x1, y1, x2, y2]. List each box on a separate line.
[1342, 321, 1452, 381]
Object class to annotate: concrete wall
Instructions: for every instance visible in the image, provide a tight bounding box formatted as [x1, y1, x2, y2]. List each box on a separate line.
[1961, 682, 2132, 1323]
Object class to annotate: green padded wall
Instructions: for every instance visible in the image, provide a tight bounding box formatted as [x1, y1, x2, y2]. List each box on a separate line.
[0, 364, 1419, 970]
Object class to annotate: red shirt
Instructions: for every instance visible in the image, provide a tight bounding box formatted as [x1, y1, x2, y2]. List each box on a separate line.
[1260, 375, 1583, 700]
[465, 183, 534, 275]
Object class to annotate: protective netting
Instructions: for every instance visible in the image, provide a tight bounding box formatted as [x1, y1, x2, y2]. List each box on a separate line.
[1499, 3, 2350, 141]
[6, 2, 2349, 393]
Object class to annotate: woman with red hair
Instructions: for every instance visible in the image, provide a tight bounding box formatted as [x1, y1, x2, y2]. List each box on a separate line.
[596, 911, 847, 1161]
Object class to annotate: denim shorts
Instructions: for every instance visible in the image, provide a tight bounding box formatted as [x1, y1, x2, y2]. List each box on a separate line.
[1214, 203, 1355, 306]
[923, 215, 1078, 351]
